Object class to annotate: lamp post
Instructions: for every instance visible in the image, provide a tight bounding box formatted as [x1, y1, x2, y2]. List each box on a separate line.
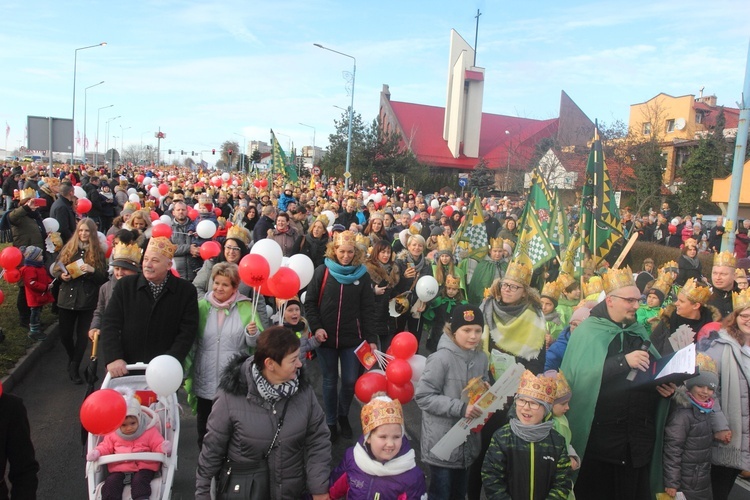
[105, 116, 121, 178]
[233, 133, 247, 172]
[72, 42, 106, 162]
[315, 43, 356, 191]
[83, 81, 104, 165]
[299, 123, 316, 174]
[504, 130, 511, 192]
[120, 125, 131, 162]
[95, 105, 113, 166]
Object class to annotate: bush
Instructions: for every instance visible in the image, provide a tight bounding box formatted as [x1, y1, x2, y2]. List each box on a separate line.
[629, 241, 713, 277]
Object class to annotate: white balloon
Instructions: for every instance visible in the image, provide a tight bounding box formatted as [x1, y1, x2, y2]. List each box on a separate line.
[408, 210, 415, 218]
[430, 199, 439, 209]
[196, 220, 217, 239]
[151, 220, 164, 226]
[74, 186, 87, 199]
[288, 254, 315, 288]
[127, 188, 137, 195]
[129, 193, 140, 203]
[373, 193, 383, 203]
[408, 354, 427, 384]
[322, 210, 336, 228]
[281, 256, 290, 268]
[142, 177, 153, 185]
[398, 229, 410, 249]
[160, 215, 172, 225]
[145, 355, 184, 397]
[42, 217, 59, 233]
[300, 291, 307, 304]
[149, 186, 160, 198]
[250, 239, 283, 277]
[266, 305, 273, 318]
[97, 231, 107, 250]
[416, 275, 439, 302]
[221, 172, 230, 181]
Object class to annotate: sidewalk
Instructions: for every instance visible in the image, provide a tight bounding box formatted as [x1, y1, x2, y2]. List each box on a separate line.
[1, 321, 60, 393]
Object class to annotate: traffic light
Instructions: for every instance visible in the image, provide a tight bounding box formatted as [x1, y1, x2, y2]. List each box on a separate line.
[180, 150, 184, 155]
[191, 151, 195, 156]
[212, 149, 215, 155]
[168, 149, 173, 154]
[228, 149, 233, 155]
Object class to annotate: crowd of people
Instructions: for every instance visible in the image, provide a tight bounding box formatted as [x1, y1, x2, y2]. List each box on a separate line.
[2, 159, 750, 499]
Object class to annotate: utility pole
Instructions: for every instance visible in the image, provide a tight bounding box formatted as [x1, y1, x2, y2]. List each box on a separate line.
[473, 9, 482, 66]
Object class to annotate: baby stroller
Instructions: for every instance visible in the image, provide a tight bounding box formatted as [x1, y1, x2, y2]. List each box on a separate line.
[86, 363, 181, 500]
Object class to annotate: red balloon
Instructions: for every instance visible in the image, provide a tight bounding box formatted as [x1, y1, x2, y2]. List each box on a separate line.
[253, 180, 262, 188]
[427, 206, 434, 214]
[151, 224, 173, 239]
[355, 372, 388, 403]
[267, 267, 300, 300]
[149, 210, 159, 221]
[133, 202, 142, 210]
[158, 183, 169, 196]
[386, 359, 413, 386]
[442, 205, 454, 217]
[200, 241, 221, 261]
[239, 254, 270, 288]
[4, 268, 21, 283]
[187, 208, 199, 221]
[259, 280, 275, 296]
[171, 268, 181, 278]
[0, 289, 5, 306]
[105, 244, 113, 259]
[80, 389, 127, 435]
[136, 174, 145, 183]
[0, 246, 23, 270]
[76, 198, 92, 214]
[260, 179, 268, 188]
[386, 381, 414, 404]
[213, 207, 222, 217]
[390, 332, 418, 359]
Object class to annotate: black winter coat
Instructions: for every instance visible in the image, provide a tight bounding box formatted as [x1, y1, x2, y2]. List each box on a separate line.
[50, 196, 77, 243]
[53, 249, 108, 311]
[304, 263, 377, 349]
[100, 273, 199, 366]
[252, 215, 274, 243]
[296, 233, 330, 269]
[0, 394, 39, 500]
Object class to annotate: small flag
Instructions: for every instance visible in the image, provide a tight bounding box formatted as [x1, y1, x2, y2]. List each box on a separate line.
[452, 191, 489, 260]
[548, 189, 570, 253]
[76, 130, 81, 145]
[513, 204, 557, 270]
[270, 129, 298, 182]
[527, 166, 553, 232]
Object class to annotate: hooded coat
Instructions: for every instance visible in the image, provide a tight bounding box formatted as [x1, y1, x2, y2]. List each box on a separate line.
[650, 303, 722, 356]
[195, 355, 331, 499]
[93, 412, 166, 474]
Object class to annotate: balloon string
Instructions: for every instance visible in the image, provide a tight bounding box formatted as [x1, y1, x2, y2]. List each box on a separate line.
[278, 302, 286, 326]
[372, 350, 393, 370]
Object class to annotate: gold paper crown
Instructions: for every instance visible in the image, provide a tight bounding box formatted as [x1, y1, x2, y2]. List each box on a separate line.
[680, 277, 712, 305]
[736, 268, 748, 279]
[695, 353, 717, 376]
[355, 233, 370, 250]
[334, 230, 357, 247]
[659, 261, 678, 277]
[714, 251, 736, 268]
[489, 237, 504, 250]
[315, 214, 329, 227]
[517, 370, 556, 405]
[582, 257, 595, 272]
[112, 242, 142, 268]
[361, 393, 404, 435]
[369, 211, 384, 221]
[408, 222, 422, 235]
[19, 187, 36, 201]
[650, 274, 673, 297]
[226, 225, 250, 244]
[541, 281, 562, 301]
[146, 236, 176, 259]
[550, 370, 571, 402]
[445, 274, 461, 288]
[583, 276, 603, 297]
[557, 273, 576, 290]
[683, 238, 698, 249]
[505, 260, 532, 286]
[122, 202, 138, 213]
[437, 235, 454, 253]
[733, 289, 750, 311]
[603, 266, 635, 294]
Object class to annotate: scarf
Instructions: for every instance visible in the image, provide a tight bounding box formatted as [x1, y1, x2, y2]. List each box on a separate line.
[116, 413, 149, 441]
[482, 299, 546, 361]
[24, 259, 44, 267]
[509, 416, 555, 443]
[366, 260, 398, 288]
[687, 392, 714, 413]
[251, 362, 299, 403]
[683, 254, 701, 269]
[353, 441, 417, 475]
[205, 290, 238, 330]
[324, 257, 367, 284]
[147, 272, 169, 299]
[404, 252, 426, 274]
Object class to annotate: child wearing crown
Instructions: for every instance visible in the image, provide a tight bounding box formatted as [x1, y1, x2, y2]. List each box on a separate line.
[481, 370, 572, 498]
[636, 272, 672, 335]
[328, 393, 427, 499]
[541, 281, 564, 348]
[423, 273, 469, 352]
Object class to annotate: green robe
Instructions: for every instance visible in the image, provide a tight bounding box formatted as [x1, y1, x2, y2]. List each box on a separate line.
[463, 257, 506, 306]
[557, 297, 578, 326]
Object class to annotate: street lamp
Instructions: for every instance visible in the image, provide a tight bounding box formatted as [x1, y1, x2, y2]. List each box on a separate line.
[95, 105, 113, 166]
[120, 125, 131, 161]
[72, 42, 106, 162]
[233, 132, 247, 172]
[299, 123, 316, 174]
[105, 116, 121, 177]
[315, 43, 356, 191]
[83, 80, 104, 164]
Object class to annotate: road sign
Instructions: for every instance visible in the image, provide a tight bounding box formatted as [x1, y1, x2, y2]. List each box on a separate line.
[458, 173, 469, 188]
[312, 166, 321, 175]
[343, 171, 352, 179]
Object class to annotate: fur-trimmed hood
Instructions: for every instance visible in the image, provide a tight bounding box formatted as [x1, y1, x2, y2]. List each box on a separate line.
[671, 385, 693, 409]
[658, 303, 722, 325]
[365, 260, 399, 288]
[218, 353, 308, 397]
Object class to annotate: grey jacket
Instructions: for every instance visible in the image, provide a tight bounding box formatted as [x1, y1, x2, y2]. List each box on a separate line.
[90, 276, 116, 330]
[662, 387, 713, 498]
[171, 219, 195, 281]
[415, 333, 488, 469]
[195, 355, 331, 499]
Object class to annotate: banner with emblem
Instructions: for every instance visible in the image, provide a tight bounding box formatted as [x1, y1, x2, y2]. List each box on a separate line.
[527, 166, 552, 232]
[513, 203, 557, 270]
[452, 191, 489, 260]
[270, 129, 298, 182]
[548, 188, 570, 253]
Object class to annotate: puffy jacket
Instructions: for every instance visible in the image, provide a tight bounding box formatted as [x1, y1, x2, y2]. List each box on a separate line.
[252, 215, 275, 242]
[329, 436, 427, 499]
[52, 249, 108, 311]
[9, 205, 45, 248]
[481, 423, 572, 499]
[296, 232, 329, 269]
[21, 264, 54, 308]
[544, 326, 571, 372]
[270, 227, 298, 257]
[83, 183, 105, 218]
[50, 196, 77, 243]
[304, 264, 377, 349]
[195, 355, 331, 499]
[94, 419, 166, 473]
[277, 193, 297, 212]
[415, 334, 488, 469]
[662, 387, 713, 498]
[171, 218, 197, 281]
[90, 276, 116, 330]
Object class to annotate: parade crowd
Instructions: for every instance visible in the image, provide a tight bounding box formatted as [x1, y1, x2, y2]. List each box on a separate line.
[2, 160, 750, 500]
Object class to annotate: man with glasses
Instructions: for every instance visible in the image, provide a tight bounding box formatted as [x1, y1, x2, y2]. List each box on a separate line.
[561, 267, 675, 499]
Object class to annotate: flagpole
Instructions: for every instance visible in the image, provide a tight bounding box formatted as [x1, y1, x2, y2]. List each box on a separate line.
[592, 121, 600, 267]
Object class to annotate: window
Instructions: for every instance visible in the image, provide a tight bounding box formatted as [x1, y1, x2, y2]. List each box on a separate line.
[695, 112, 703, 124]
[642, 122, 652, 135]
[666, 119, 675, 133]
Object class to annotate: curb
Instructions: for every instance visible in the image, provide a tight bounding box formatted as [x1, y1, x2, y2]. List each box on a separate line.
[1, 321, 59, 393]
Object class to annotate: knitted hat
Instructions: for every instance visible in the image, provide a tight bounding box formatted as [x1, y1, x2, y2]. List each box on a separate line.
[569, 306, 591, 324]
[23, 245, 43, 262]
[451, 304, 484, 332]
[361, 393, 404, 437]
[430, 226, 443, 237]
[686, 353, 719, 390]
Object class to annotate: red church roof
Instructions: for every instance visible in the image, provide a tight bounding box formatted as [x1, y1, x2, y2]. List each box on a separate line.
[388, 100, 558, 170]
[693, 101, 740, 129]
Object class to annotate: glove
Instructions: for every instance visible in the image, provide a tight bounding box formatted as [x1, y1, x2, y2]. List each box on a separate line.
[161, 440, 172, 456]
[86, 449, 101, 462]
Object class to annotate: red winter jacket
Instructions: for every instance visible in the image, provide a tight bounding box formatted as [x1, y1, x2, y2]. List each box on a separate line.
[21, 265, 54, 307]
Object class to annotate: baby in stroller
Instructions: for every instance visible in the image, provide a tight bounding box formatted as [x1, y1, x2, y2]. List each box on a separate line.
[86, 390, 171, 500]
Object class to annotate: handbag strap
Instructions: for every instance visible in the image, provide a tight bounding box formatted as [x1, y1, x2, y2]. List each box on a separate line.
[317, 268, 329, 307]
[263, 397, 291, 459]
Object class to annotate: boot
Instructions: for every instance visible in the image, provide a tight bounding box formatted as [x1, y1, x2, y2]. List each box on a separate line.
[28, 325, 47, 342]
[68, 361, 83, 385]
[338, 416, 353, 439]
[328, 424, 338, 443]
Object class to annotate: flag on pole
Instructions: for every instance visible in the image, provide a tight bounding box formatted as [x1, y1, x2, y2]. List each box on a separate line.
[580, 124, 623, 265]
[76, 130, 81, 145]
[527, 166, 553, 232]
[5, 122, 9, 140]
[548, 189, 570, 253]
[270, 129, 298, 182]
[512, 203, 557, 270]
[452, 190, 488, 260]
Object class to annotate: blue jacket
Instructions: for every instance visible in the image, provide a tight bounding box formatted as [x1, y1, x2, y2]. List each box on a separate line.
[544, 326, 571, 371]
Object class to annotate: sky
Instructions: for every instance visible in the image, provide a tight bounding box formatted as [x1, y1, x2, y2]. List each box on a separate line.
[1, 0, 749, 164]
